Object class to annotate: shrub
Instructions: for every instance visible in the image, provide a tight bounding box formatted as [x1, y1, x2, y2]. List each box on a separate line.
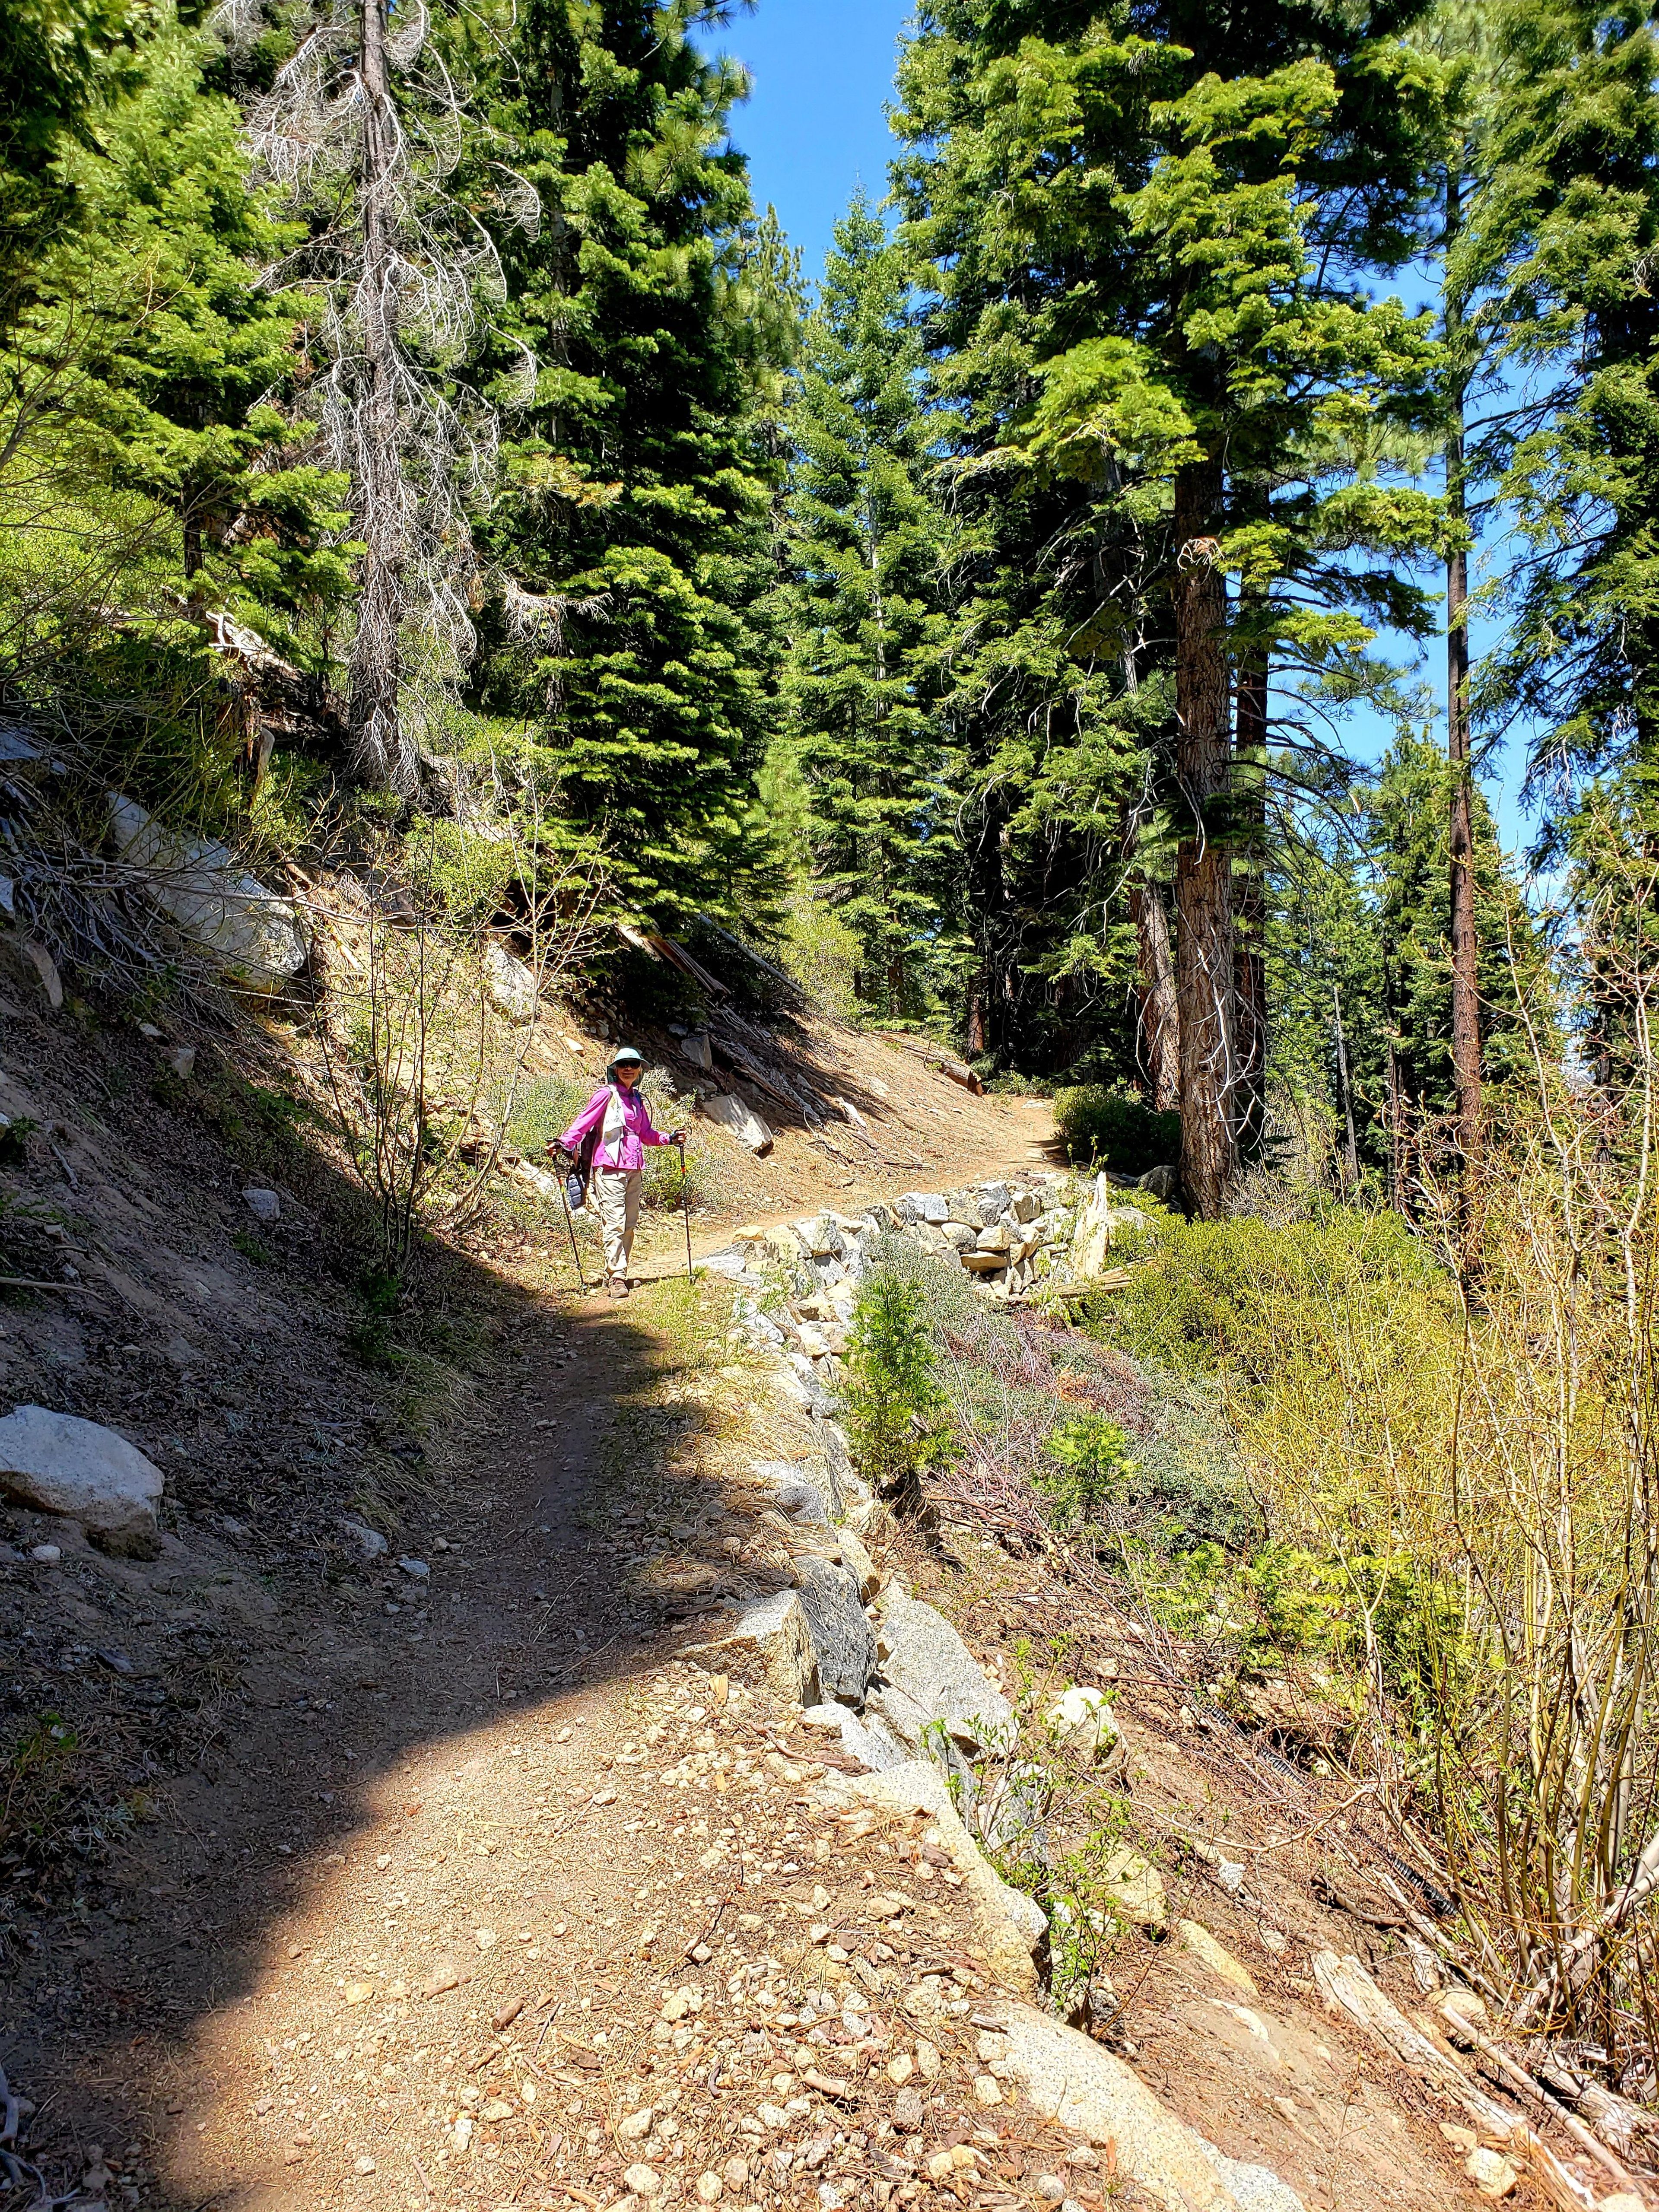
[1095, 1204, 1446, 1382]
[1035, 1413, 1137, 1528]
[842, 1269, 955, 1510]
[1052, 1085, 1180, 1174]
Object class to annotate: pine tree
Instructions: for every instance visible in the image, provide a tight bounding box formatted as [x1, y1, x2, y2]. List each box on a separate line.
[2, 6, 350, 713]
[1268, 732, 1549, 1192]
[889, 6, 1170, 1083]
[782, 193, 953, 1019]
[0, 0, 130, 315]
[1446, 0, 1659, 1088]
[470, 0, 795, 931]
[892, 1, 1445, 1163]
[999, 14, 1443, 1214]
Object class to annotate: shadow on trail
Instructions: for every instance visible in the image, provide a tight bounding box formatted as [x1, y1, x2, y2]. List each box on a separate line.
[0, 987, 750, 2206]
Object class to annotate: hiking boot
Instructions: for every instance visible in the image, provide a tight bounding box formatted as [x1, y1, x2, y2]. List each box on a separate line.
[607, 1276, 629, 1300]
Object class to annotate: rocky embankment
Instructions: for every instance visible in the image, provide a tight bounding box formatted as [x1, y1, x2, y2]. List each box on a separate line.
[723, 1170, 1157, 1393]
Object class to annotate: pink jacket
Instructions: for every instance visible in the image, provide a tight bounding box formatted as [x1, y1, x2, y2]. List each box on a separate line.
[560, 1084, 672, 1173]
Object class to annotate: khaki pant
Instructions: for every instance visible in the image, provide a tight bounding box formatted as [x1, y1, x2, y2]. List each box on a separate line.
[593, 1167, 642, 1282]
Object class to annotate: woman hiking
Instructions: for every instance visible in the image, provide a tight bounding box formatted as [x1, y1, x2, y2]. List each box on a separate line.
[552, 1048, 683, 1298]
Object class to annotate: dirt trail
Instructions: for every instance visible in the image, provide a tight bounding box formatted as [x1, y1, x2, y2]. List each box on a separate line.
[1, 1055, 1509, 2212]
[2, 1117, 1068, 2212]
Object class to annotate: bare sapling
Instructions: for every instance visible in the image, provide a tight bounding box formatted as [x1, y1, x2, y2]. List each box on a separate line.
[308, 784, 601, 1265]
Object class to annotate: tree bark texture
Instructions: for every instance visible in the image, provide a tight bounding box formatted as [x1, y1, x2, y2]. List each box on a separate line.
[1128, 883, 1180, 1112]
[1446, 165, 1482, 1205]
[1173, 457, 1237, 1217]
[1233, 638, 1268, 1160]
[348, 0, 417, 798]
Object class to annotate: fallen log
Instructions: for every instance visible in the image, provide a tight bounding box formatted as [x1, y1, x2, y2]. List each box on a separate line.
[881, 1034, 985, 1094]
[1311, 1950, 1615, 2209]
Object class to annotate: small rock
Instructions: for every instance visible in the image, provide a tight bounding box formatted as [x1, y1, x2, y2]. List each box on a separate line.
[1046, 1684, 1122, 1764]
[683, 1588, 819, 1706]
[397, 1555, 429, 1579]
[624, 2166, 661, 2199]
[794, 1554, 876, 1703]
[914, 2038, 940, 2081]
[343, 1519, 387, 1559]
[475, 1926, 496, 1950]
[1441, 1986, 1490, 2032]
[872, 1585, 1012, 1751]
[242, 1187, 281, 1223]
[0, 1405, 164, 1557]
[892, 2087, 924, 2133]
[721, 2157, 750, 2191]
[1099, 1847, 1166, 1928]
[1036, 2179, 1065, 2202]
[887, 2053, 914, 2086]
[480, 2098, 513, 2123]
[29, 1543, 61, 1564]
[343, 1980, 375, 2005]
[1465, 2147, 1518, 2197]
[1176, 1919, 1259, 1996]
[166, 1045, 196, 1078]
[973, 2073, 1003, 2106]
[483, 939, 540, 1022]
[696, 2174, 723, 2203]
[354, 2155, 377, 2174]
[620, 2107, 655, 2141]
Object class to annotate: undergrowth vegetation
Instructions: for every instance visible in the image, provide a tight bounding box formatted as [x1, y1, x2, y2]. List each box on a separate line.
[850, 1070, 1659, 2087]
[1051, 1086, 1182, 1176]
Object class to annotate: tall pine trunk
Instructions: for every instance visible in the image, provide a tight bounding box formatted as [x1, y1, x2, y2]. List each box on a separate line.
[1129, 884, 1180, 1111]
[1233, 630, 1268, 1159]
[349, 0, 416, 798]
[1446, 165, 1481, 1211]
[1173, 457, 1236, 1217]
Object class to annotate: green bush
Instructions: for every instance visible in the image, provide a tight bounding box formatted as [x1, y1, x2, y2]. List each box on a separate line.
[1035, 1413, 1137, 1528]
[842, 1269, 955, 1510]
[1095, 1203, 1444, 1381]
[1052, 1085, 1180, 1174]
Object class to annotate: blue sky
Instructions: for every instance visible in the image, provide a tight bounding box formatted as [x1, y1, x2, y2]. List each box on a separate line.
[702, 3, 1536, 864]
[706, 2, 910, 284]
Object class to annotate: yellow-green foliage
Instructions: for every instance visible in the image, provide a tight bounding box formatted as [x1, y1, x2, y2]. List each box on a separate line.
[775, 887, 866, 1019]
[1035, 1413, 1137, 1528]
[419, 820, 518, 921]
[1099, 1204, 1448, 1390]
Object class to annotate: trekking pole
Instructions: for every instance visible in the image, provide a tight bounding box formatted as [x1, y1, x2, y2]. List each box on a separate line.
[677, 1136, 694, 1283]
[550, 1147, 588, 1292]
